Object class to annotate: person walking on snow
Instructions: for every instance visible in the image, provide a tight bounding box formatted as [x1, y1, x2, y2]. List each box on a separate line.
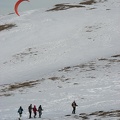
[38, 105, 43, 118]
[28, 104, 32, 119]
[33, 105, 37, 118]
[71, 101, 78, 114]
[18, 106, 23, 119]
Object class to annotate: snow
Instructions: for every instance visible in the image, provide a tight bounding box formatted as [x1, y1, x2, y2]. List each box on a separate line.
[0, 0, 120, 120]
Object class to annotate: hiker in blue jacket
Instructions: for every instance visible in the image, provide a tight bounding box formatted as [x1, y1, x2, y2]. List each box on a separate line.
[18, 106, 23, 118]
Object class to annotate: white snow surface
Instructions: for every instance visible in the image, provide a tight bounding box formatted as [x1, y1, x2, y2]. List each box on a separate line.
[0, 0, 120, 120]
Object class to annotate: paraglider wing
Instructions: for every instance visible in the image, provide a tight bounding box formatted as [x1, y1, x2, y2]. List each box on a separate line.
[14, 0, 30, 16]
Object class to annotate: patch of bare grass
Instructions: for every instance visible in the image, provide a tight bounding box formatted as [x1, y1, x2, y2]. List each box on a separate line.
[89, 110, 120, 117]
[112, 54, 120, 58]
[80, 0, 97, 5]
[46, 3, 85, 12]
[47, 0, 107, 12]
[98, 58, 108, 61]
[49, 77, 60, 81]
[0, 23, 17, 32]
[59, 63, 96, 73]
[80, 0, 107, 5]
[8, 80, 40, 91]
[88, 7, 96, 10]
[106, 9, 110, 10]
[0, 93, 12, 97]
[59, 66, 71, 72]
[79, 110, 120, 119]
[48, 76, 70, 82]
[0, 80, 41, 97]
[99, 58, 120, 62]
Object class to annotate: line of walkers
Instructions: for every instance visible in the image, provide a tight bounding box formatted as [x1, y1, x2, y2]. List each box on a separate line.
[28, 104, 43, 118]
[18, 101, 78, 119]
[18, 104, 43, 119]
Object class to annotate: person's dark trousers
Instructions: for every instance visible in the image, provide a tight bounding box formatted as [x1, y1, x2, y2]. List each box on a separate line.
[29, 111, 31, 119]
[72, 107, 76, 114]
[19, 114, 22, 117]
[39, 112, 42, 118]
[34, 112, 36, 118]
[19, 114, 22, 120]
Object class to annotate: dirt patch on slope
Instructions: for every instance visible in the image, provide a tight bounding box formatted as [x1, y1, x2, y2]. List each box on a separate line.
[8, 80, 40, 91]
[46, 3, 85, 12]
[80, 0, 107, 5]
[111, 54, 120, 58]
[0, 80, 42, 97]
[80, 0, 97, 5]
[66, 110, 120, 119]
[0, 23, 17, 32]
[3, 47, 39, 65]
[80, 110, 120, 119]
[59, 55, 120, 73]
[47, 0, 107, 12]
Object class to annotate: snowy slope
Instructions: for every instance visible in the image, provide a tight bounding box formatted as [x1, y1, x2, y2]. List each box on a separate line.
[0, 0, 120, 120]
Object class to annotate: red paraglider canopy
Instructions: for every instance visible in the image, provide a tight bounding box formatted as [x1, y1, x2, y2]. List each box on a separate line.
[14, 0, 30, 16]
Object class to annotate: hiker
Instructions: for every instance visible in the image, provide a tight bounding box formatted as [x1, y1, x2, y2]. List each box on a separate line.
[33, 105, 37, 118]
[38, 105, 43, 118]
[28, 104, 32, 119]
[18, 106, 23, 118]
[71, 101, 78, 114]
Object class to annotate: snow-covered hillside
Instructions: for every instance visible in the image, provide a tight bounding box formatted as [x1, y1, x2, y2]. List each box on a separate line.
[0, 0, 120, 120]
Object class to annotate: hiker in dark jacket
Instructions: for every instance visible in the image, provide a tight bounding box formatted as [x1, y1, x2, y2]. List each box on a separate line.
[38, 105, 43, 118]
[28, 104, 32, 119]
[71, 101, 78, 114]
[33, 105, 37, 118]
[18, 106, 23, 118]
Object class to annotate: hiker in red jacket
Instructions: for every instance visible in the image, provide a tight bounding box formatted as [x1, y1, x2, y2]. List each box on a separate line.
[33, 105, 37, 118]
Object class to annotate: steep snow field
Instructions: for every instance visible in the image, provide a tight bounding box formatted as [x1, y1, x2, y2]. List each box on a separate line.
[0, 0, 120, 120]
